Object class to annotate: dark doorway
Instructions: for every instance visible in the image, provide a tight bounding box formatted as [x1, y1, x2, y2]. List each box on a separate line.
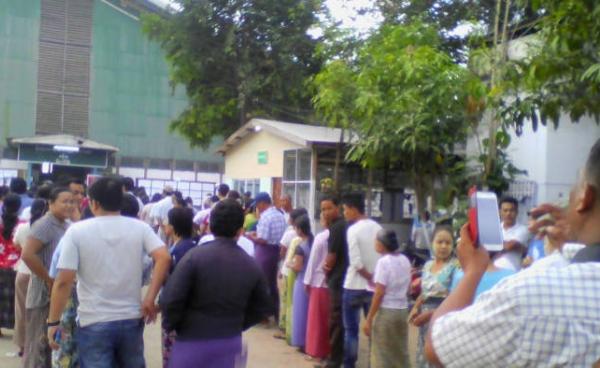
[31, 163, 90, 184]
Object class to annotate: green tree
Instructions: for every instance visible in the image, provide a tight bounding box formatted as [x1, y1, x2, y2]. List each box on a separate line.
[312, 22, 484, 216]
[374, 0, 537, 63]
[503, 0, 600, 129]
[142, 0, 323, 147]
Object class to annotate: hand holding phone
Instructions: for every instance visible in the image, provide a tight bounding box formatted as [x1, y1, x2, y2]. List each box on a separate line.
[468, 190, 504, 252]
[457, 224, 489, 276]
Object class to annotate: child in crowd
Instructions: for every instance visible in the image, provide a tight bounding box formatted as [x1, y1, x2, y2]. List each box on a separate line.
[408, 225, 458, 368]
[363, 229, 412, 368]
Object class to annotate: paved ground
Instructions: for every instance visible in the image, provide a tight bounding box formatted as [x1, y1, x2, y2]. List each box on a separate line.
[1, 320, 418, 367]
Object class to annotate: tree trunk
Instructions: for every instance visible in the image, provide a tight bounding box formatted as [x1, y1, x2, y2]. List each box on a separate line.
[484, 0, 508, 183]
[333, 128, 344, 195]
[366, 166, 373, 217]
[413, 170, 427, 219]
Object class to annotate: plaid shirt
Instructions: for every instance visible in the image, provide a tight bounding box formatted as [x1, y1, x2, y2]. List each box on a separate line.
[432, 263, 600, 367]
[256, 206, 287, 246]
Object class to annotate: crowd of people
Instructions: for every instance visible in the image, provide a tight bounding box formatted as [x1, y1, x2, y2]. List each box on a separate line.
[0, 137, 598, 368]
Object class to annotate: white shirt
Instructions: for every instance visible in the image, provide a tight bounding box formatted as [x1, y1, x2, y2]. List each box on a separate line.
[344, 218, 382, 290]
[193, 208, 211, 226]
[12, 222, 31, 274]
[431, 262, 600, 367]
[18, 207, 31, 222]
[150, 196, 173, 225]
[370, 253, 411, 309]
[494, 222, 530, 271]
[198, 234, 255, 257]
[57, 216, 164, 327]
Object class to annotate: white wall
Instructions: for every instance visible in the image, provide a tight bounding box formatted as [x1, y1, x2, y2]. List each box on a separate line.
[119, 167, 221, 184]
[507, 115, 600, 204]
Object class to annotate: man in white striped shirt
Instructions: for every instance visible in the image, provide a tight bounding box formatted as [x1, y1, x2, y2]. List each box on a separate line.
[425, 138, 600, 367]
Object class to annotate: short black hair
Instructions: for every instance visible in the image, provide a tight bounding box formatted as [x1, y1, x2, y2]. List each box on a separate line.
[9, 177, 27, 194]
[121, 193, 140, 217]
[121, 177, 135, 192]
[217, 183, 230, 197]
[341, 192, 365, 214]
[227, 190, 241, 200]
[88, 177, 123, 211]
[320, 194, 339, 206]
[172, 191, 187, 207]
[376, 228, 400, 252]
[585, 138, 600, 189]
[150, 193, 162, 203]
[36, 184, 53, 200]
[210, 195, 220, 203]
[210, 199, 244, 238]
[168, 207, 194, 238]
[49, 187, 72, 203]
[290, 207, 308, 222]
[60, 177, 84, 188]
[499, 196, 518, 210]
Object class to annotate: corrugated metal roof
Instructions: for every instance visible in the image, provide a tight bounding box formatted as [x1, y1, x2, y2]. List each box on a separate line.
[217, 118, 356, 154]
[11, 134, 119, 152]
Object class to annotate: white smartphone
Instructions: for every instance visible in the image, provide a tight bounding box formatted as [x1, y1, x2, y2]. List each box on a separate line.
[475, 192, 504, 252]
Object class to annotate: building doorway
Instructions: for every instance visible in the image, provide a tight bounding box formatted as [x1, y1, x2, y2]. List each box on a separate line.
[31, 163, 91, 184]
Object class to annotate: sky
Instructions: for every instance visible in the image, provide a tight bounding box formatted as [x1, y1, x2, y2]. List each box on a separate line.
[148, 0, 381, 35]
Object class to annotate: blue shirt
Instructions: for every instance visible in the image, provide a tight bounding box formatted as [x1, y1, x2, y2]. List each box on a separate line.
[169, 238, 196, 273]
[527, 238, 545, 261]
[256, 206, 287, 246]
[19, 194, 34, 213]
[450, 268, 516, 300]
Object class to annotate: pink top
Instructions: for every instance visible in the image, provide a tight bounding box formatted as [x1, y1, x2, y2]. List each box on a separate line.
[303, 229, 330, 288]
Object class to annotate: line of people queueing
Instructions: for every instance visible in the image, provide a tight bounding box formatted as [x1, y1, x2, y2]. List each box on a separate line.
[1, 173, 571, 368]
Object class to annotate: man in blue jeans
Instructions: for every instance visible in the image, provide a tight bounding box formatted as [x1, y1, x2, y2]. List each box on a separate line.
[47, 177, 171, 367]
[341, 193, 382, 367]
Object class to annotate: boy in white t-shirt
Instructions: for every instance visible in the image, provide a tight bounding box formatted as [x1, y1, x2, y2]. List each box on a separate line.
[46, 177, 171, 367]
[363, 229, 411, 368]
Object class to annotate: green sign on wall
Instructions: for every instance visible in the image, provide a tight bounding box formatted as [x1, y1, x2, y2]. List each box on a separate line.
[18, 144, 109, 168]
[258, 151, 268, 165]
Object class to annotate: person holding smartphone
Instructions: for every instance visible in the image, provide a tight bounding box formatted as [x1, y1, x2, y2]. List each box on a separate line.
[424, 138, 600, 367]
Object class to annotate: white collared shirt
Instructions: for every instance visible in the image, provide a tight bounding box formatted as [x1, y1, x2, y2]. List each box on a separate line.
[494, 222, 530, 271]
[432, 262, 600, 367]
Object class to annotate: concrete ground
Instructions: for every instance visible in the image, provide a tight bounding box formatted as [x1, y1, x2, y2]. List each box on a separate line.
[1, 320, 418, 367]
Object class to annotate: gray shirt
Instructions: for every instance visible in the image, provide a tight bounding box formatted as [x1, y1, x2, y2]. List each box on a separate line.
[26, 213, 68, 309]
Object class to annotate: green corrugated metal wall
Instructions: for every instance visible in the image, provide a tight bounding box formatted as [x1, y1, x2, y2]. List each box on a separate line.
[89, 0, 222, 164]
[0, 1, 40, 144]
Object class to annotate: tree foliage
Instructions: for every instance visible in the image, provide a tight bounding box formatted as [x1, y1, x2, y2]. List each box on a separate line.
[142, 0, 324, 147]
[503, 0, 600, 131]
[312, 22, 484, 215]
[374, 0, 537, 62]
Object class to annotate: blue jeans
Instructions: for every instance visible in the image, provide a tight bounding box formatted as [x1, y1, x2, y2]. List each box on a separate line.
[342, 289, 373, 368]
[77, 318, 145, 368]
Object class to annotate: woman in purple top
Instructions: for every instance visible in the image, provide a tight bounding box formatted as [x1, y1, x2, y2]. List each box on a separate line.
[288, 215, 313, 350]
[304, 214, 331, 360]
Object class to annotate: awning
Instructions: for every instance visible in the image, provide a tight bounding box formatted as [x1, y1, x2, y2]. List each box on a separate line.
[10, 134, 118, 168]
